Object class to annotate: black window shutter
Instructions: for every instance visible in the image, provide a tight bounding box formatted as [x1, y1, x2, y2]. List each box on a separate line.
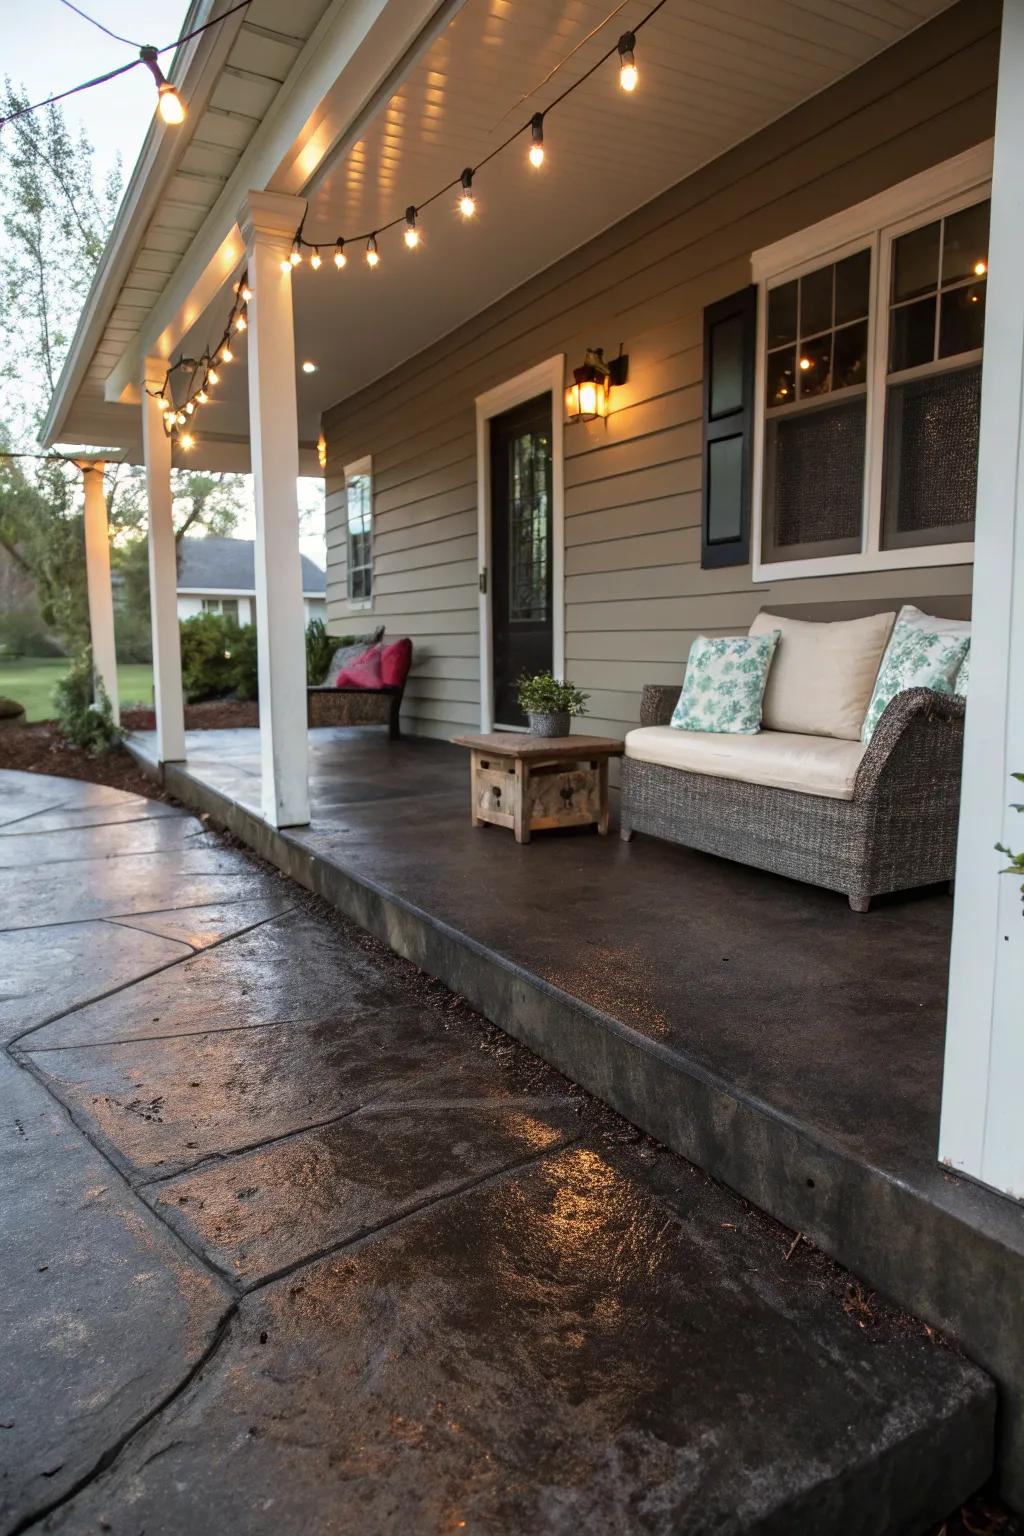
[701, 284, 757, 569]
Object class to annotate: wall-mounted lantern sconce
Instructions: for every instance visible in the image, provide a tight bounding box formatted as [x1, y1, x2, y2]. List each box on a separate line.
[565, 346, 629, 423]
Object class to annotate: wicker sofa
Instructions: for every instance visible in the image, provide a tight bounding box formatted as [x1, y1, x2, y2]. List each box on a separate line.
[306, 630, 410, 740]
[620, 683, 966, 912]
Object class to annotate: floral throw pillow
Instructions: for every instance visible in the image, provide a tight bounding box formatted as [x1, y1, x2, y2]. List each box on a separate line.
[670, 632, 780, 735]
[861, 620, 969, 743]
[955, 644, 970, 698]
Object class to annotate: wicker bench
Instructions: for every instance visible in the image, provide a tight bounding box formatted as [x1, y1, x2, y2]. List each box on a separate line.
[620, 684, 965, 912]
[306, 682, 405, 739]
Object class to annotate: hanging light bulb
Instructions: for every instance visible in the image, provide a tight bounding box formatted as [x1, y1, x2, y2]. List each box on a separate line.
[280, 257, 291, 274]
[240, 283, 253, 303]
[185, 400, 195, 415]
[175, 411, 187, 426]
[458, 167, 476, 219]
[333, 238, 347, 269]
[163, 408, 175, 428]
[207, 368, 219, 386]
[289, 239, 302, 268]
[404, 207, 419, 249]
[234, 311, 247, 332]
[139, 46, 185, 125]
[529, 113, 545, 168]
[366, 234, 380, 268]
[197, 388, 208, 404]
[310, 247, 322, 270]
[220, 345, 234, 364]
[617, 31, 638, 91]
[179, 431, 195, 452]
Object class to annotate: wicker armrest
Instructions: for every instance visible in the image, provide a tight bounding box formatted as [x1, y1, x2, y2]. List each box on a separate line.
[854, 687, 966, 800]
[639, 684, 680, 727]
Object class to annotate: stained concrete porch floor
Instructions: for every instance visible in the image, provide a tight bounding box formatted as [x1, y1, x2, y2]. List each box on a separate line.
[126, 725, 1024, 1509]
[0, 768, 996, 1533]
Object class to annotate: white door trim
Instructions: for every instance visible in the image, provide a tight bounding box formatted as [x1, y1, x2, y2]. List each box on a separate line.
[475, 355, 565, 732]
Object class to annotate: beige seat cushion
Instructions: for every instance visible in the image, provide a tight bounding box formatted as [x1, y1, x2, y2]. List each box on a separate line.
[625, 726, 867, 801]
[749, 610, 894, 741]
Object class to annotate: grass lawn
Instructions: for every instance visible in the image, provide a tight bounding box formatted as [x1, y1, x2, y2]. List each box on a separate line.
[0, 658, 155, 722]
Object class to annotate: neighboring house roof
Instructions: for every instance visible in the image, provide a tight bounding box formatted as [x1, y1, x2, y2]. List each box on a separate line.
[177, 538, 325, 596]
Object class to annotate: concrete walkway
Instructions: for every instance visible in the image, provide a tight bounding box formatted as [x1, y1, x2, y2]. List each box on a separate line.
[0, 770, 994, 1535]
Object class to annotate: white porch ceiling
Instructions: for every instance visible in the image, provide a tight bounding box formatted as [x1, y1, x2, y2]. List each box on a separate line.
[57, 0, 956, 467]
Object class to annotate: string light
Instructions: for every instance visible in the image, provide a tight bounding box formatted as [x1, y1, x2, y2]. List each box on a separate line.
[148, 0, 668, 450]
[139, 46, 185, 124]
[458, 168, 476, 218]
[618, 31, 638, 91]
[529, 112, 545, 168]
[178, 431, 195, 451]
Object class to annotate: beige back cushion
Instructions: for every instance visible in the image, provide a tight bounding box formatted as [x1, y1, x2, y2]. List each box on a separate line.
[748, 610, 895, 740]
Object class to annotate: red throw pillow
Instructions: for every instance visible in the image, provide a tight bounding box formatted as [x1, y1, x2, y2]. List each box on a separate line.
[336, 644, 383, 689]
[379, 637, 412, 689]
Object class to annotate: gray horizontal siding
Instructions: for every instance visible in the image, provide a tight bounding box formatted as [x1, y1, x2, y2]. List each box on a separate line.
[323, 0, 994, 741]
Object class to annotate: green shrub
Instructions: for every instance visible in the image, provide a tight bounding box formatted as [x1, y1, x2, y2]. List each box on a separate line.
[179, 612, 247, 701]
[231, 624, 260, 700]
[54, 648, 124, 755]
[516, 672, 589, 717]
[997, 773, 1024, 911]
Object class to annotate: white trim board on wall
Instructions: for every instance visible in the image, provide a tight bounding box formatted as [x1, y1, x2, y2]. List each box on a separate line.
[475, 355, 565, 732]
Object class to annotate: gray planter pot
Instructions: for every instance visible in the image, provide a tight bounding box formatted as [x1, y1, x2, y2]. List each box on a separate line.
[527, 710, 571, 737]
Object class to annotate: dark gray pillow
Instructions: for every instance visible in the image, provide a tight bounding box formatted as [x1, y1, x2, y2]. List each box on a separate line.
[324, 626, 385, 684]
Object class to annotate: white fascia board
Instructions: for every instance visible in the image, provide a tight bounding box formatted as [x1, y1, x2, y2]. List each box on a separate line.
[104, 0, 465, 409]
[41, 0, 246, 447]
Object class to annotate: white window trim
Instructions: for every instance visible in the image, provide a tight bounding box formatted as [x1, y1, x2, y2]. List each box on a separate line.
[343, 454, 373, 613]
[475, 356, 565, 733]
[751, 142, 992, 583]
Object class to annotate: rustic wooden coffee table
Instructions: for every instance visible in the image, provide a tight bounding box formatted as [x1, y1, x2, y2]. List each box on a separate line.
[451, 733, 625, 844]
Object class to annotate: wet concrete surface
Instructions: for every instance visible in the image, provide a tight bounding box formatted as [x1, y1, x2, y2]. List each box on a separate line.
[1, 769, 996, 1534]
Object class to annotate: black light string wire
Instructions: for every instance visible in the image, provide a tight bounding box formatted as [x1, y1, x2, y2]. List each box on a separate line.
[289, 0, 668, 261]
[0, 0, 253, 129]
[55, 0, 143, 49]
[142, 0, 667, 447]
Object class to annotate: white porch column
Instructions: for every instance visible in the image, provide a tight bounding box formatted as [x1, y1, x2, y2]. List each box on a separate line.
[141, 363, 186, 763]
[939, 0, 1024, 1200]
[238, 190, 310, 828]
[77, 458, 119, 725]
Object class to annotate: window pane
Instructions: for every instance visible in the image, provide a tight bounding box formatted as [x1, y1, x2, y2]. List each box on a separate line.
[767, 281, 797, 348]
[835, 249, 870, 326]
[882, 365, 980, 546]
[892, 220, 940, 302]
[941, 200, 990, 286]
[798, 333, 832, 399]
[709, 314, 744, 418]
[765, 398, 865, 553]
[800, 265, 833, 338]
[766, 347, 796, 406]
[939, 281, 986, 358]
[706, 435, 743, 543]
[889, 296, 936, 372]
[834, 320, 869, 390]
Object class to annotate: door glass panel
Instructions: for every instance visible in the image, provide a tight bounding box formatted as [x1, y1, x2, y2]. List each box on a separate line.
[508, 431, 550, 623]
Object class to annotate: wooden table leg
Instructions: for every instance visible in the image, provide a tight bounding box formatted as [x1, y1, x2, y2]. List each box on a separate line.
[469, 750, 485, 826]
[513, 757, 530, 843]
[597, 757, 610, 835]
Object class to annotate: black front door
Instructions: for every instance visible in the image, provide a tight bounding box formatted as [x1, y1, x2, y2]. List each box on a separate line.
[490, 393, 554, 727]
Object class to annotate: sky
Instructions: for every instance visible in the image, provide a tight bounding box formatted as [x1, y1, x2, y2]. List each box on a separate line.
[1, 0, 326, 562]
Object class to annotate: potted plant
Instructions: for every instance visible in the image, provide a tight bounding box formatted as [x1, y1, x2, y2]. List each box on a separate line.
[516, 672, 589, 737]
